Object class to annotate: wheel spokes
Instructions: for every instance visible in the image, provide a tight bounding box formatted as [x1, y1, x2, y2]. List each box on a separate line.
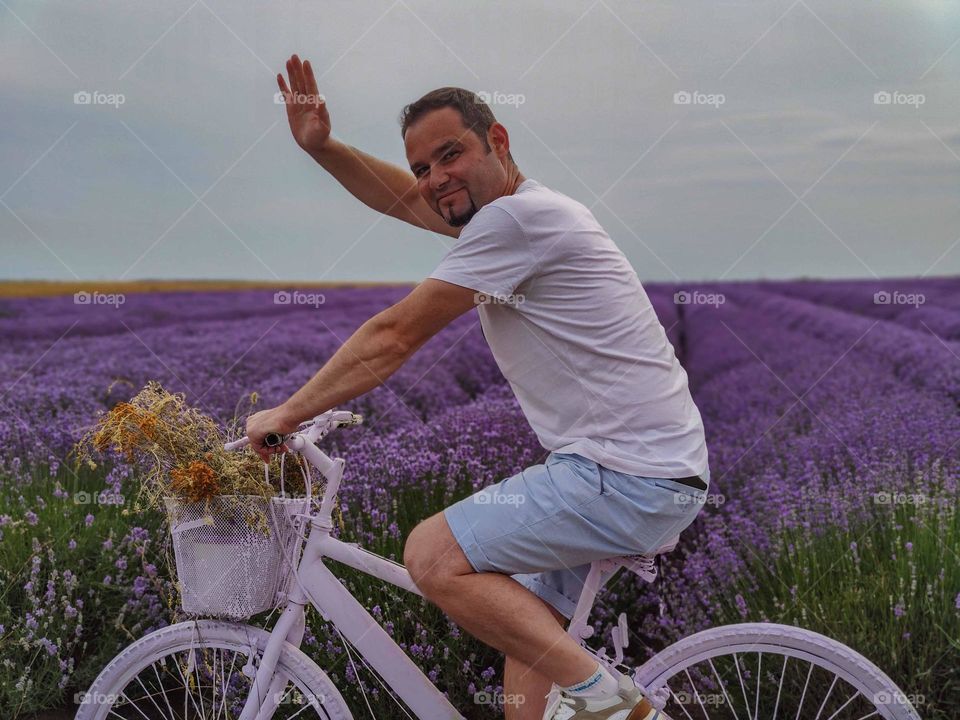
[650, 652, 897, 720]
[99, 644, 311, 720]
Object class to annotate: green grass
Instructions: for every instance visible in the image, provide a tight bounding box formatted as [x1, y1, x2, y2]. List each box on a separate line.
[0, 463, 167, 717]
[6, 460, 957, 718]
[713, 496, 960, 719]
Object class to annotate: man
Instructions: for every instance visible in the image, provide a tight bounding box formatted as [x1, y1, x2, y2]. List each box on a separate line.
[246, 53, 710, 720]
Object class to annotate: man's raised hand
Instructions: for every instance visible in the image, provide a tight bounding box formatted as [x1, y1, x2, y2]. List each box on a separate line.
[278, 54, 331, 155]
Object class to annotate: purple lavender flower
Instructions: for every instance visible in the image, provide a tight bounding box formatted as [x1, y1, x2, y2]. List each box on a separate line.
[734, 594, 749, 618]
[132, 576, 148, 597]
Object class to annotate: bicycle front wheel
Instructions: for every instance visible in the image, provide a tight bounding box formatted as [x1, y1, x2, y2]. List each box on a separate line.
[75, 619, 354, 720]
[628, 622, 921, 720]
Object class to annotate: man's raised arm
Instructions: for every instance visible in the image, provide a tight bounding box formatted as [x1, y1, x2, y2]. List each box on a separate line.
[279, 54, 459, 239]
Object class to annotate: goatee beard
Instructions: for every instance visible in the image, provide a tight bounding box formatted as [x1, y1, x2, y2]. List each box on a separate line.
[445, 196, 478, 227]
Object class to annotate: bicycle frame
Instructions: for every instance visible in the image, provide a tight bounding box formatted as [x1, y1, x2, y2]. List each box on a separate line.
[234, 422, 622, 720]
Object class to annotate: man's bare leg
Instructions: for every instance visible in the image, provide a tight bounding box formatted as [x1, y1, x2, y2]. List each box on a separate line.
[403, 512, 597, 689]
[505, 655, 554, 720]
[503, 601, 567, 720]
[504, 601, 569, 720]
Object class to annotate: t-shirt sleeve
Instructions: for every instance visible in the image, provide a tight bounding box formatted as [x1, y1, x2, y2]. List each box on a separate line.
[428, 205, 533, 299]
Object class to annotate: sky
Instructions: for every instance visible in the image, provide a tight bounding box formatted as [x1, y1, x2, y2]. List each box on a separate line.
[1, 0, 959, 283]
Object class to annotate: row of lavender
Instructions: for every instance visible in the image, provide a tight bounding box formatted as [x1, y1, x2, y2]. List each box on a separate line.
[1, 278, 956, 714]
[0, 286, 522, 710]
[309, 279, 959, 649]
[1, 279, 953, 581]
[748, 276, 960, 342]
[0, 286, 511, 480]
[0, 283, 684, 480]
[633, 281, 959, 643]
[0, 282, 676, 711]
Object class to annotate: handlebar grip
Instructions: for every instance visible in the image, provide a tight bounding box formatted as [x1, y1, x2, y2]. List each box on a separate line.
[263, 432, 286, 448]
[224, 411, 361, 453]
[223, 434, 284, 451]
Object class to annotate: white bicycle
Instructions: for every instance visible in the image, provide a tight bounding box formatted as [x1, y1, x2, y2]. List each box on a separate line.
[77, 409, 922, 719]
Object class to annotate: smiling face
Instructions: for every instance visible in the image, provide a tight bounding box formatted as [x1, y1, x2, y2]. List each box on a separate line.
[404, 107, 519, 227]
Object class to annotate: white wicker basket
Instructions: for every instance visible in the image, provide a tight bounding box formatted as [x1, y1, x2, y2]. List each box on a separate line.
[164, 494, 309, 619]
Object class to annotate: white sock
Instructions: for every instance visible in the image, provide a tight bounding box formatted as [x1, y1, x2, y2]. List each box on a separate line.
[560, 662, 620, 699]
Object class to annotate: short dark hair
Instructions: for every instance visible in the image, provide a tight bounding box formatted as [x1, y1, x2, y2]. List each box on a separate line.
[399, 87, 515, 165]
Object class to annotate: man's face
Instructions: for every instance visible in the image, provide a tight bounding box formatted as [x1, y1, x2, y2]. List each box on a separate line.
[404, 107, 510, 227]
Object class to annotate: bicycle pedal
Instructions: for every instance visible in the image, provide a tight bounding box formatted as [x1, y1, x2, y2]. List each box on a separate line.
[610, 612, 630, 664]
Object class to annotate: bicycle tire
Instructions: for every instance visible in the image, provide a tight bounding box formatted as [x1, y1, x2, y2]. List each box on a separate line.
[75, 619, 354, 720]
[630, 622, 921, 720]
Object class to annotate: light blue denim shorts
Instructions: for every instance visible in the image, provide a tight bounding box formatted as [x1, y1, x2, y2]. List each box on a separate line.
[443, 452, 709, 619]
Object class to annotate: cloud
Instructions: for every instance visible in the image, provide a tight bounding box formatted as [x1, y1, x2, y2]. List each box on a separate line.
[1, 0, 958, 281]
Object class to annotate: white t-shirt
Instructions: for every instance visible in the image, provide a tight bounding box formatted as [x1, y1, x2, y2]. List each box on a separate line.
[428, 178, 709, 480]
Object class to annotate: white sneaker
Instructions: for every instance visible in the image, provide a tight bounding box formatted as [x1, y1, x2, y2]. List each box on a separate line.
[548, 672, 670, 720]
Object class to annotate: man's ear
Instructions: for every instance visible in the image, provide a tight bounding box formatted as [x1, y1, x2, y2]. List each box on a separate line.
[488, 122, 510, 160]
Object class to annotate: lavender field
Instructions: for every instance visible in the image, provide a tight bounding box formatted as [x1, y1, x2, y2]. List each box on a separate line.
[1, 278, 958, 718]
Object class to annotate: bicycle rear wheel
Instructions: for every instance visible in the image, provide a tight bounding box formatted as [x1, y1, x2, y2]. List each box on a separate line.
[630, 623, 921, 720]
[75, 619, 353, 720]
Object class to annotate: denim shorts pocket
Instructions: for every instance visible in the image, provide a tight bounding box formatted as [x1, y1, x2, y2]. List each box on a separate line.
[545, 454, 604, 510]
[651, 480, 707, 510]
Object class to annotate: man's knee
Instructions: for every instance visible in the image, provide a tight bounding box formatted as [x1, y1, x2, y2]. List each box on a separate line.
[402, 520, 433, 588]
[403, 512, 472, 596]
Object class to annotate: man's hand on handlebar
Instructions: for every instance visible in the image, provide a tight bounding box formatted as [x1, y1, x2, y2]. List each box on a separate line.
[245, 405, 301, 465]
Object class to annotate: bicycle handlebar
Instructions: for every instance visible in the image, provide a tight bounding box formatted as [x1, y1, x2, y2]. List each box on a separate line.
[222, 410, 363, 453]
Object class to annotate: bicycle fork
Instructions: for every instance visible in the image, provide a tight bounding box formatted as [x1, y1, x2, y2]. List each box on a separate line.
[237, 600, 308, 720]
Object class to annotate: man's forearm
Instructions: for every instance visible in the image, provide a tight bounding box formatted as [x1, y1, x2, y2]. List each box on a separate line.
[279, 314, 411, 425]
[310, 138, 421, 221]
